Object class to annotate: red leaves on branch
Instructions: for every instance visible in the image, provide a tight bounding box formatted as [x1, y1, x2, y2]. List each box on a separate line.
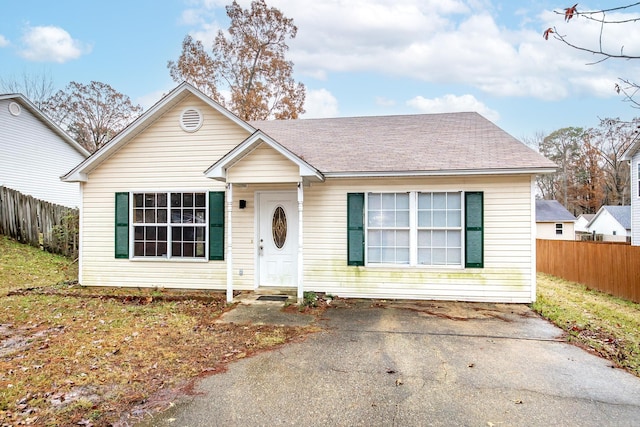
[564, 3, 578, 22]
[543, 28, 554, 40]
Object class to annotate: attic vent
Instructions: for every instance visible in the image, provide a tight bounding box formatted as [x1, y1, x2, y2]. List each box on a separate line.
[180, 107, 203, 132]
[8, 102, 21, 116]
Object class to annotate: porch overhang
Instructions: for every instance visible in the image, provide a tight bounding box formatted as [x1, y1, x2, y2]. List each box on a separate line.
[204, 130, 325, 184]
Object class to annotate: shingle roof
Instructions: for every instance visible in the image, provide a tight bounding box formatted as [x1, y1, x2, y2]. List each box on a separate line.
[600, 205, 631, 230]
[250, 112, 557, 175]
[536, 200, 576, 222]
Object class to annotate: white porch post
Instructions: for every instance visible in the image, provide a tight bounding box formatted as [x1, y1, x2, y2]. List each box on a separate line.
[297, 182, 304, 303]
[226, 183, 234, 302]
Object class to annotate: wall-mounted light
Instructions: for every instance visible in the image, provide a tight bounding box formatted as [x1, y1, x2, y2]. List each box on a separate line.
[239, 200, 247, 209]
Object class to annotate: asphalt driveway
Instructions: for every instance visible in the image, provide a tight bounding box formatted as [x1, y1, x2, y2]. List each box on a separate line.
[136, 300, 640, 426]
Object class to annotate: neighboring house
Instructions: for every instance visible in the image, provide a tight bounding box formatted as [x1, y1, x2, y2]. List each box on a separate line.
[574, 213, 595, 240]
[623, 142, 640, 245]
[62, 83, 557, 303]
[586, 205, 631, 243]
[535, 200, 576, 240]
[0, 93, 90, 208]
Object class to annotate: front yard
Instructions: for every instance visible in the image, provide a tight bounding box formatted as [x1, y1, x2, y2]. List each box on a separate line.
[0, 236, 318, 426]
[1, 235, 639, 425]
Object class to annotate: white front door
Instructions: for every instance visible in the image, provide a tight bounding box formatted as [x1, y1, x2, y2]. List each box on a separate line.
[258, 192, 298, 287]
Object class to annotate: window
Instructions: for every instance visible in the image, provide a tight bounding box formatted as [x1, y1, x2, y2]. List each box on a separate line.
[417, 192, 461, 265]
[115, 191, 225, 260]
[367, 193, 410, 264]
[133, 192, 206, 258]
[555, 223, 563, 235]
[365, 192, 463, 266]
[348, 191, 483, 268]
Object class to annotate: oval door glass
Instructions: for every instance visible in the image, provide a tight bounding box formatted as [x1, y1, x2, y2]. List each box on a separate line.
[272, 206, 287, 249]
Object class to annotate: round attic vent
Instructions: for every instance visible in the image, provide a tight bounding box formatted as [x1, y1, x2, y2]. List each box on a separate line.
[180, 107, 203, 132]
[8, 102, 21, 116]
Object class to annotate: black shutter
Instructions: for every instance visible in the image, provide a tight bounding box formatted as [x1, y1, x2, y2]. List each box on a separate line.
[209, 191, 225, 260]
[347, 193, 365, 266]
[465, 191, 484, 268]
[115, 192, 129, 259]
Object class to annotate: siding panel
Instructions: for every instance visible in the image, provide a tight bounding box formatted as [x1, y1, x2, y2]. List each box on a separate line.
[0, 99, 86, 207]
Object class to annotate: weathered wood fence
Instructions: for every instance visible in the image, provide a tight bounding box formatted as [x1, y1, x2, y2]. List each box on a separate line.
[0, 186, 78, 258]
[537, 239, 640, 304]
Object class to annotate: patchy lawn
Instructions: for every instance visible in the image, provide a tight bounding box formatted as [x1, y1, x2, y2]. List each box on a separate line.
[0, 236, 320, 426]
[534, 273, 640, 378]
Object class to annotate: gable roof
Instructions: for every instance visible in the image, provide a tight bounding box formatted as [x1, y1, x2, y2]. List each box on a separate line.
[62, 83, 557, 183]
[62, 82, 255, 182]
[250, 113, 557, 177]
[535, 200, 576, 222]
[588, 205, 631, 230]
[0, 93, 90, 158]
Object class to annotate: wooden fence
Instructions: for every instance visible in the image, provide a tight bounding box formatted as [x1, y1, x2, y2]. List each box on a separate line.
[0, 186, 78, 258]
[537, 239, 640, 304]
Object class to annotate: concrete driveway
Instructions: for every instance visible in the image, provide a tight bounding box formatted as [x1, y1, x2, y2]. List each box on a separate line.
[136, 300, 640, 426]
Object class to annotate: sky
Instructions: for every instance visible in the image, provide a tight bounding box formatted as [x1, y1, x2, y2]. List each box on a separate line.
[1, 0, 640, 141]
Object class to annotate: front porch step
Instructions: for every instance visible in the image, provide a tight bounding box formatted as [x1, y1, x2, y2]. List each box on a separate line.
[234, 287, 297, 305]
[254, 287, 297, 297]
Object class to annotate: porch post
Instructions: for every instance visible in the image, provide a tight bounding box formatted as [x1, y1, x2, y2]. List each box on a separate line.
[226, 183, 234, 302]
[297, 182, 304, 303]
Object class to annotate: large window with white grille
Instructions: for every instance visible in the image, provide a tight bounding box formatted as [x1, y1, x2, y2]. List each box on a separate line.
[366, 192, 462, 266]
[132, 192, 207, 258]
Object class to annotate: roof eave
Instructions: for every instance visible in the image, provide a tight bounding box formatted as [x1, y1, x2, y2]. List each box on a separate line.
[323, 167, 558, 179]
[205, 130, 325, 183]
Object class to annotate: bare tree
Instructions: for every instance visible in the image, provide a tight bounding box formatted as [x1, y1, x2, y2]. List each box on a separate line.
[168, 0, 306, 120]
[543, 3, 640, 107]
[42, 81, 143, 153]
[0, 70, 56, 109]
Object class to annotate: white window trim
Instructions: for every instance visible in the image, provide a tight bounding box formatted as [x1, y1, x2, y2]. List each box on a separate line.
[129, 190, 209, 262]
[364, 191, 465, 269]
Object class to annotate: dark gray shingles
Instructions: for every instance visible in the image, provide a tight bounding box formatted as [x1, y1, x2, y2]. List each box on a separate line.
[535, 200, 576, 222]
[250, 112, 557, 174]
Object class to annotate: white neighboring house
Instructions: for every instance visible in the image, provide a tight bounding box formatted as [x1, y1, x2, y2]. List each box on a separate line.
[587, 205, 631, 243]
[623, 141, 640, 245]
[535, 200, 576, 240]
[0, 93, 90, 208]
[574, 213, 595, 240]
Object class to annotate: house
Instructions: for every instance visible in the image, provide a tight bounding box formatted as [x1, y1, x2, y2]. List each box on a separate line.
[622, 141, 640, 245]
[586, 205, 631, 243]
[535, 200, 576, 240]
[62, 83, 557, 303]
[574, 213, 595, 240]
[0, 93, 89, 208]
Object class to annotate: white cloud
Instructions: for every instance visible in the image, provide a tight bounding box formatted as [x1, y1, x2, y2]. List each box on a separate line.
[0, 35, 9, 47]
[19, 25, 91, 63]
[179, 0, 638, 103]
[407, 94, 500, 121]
[302, 88, 339, 118]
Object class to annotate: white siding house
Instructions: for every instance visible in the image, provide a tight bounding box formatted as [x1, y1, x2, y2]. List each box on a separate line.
[586, 205, 631, 243]
[0, 94, 89, 207]
[63, 83, 557, 303]
[623, 144, 640, 245]
[535, 200, 576, 240]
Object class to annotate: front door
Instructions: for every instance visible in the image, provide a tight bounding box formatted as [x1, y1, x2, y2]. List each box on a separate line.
[258, 191, 298, 287]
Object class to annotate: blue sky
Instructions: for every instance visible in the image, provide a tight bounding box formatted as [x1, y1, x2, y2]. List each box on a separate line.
[1, 0, 639, 141]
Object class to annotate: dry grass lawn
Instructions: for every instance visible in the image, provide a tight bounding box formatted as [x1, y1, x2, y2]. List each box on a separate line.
[533, 273, 640, 377]
[0, 236, 320, 426]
